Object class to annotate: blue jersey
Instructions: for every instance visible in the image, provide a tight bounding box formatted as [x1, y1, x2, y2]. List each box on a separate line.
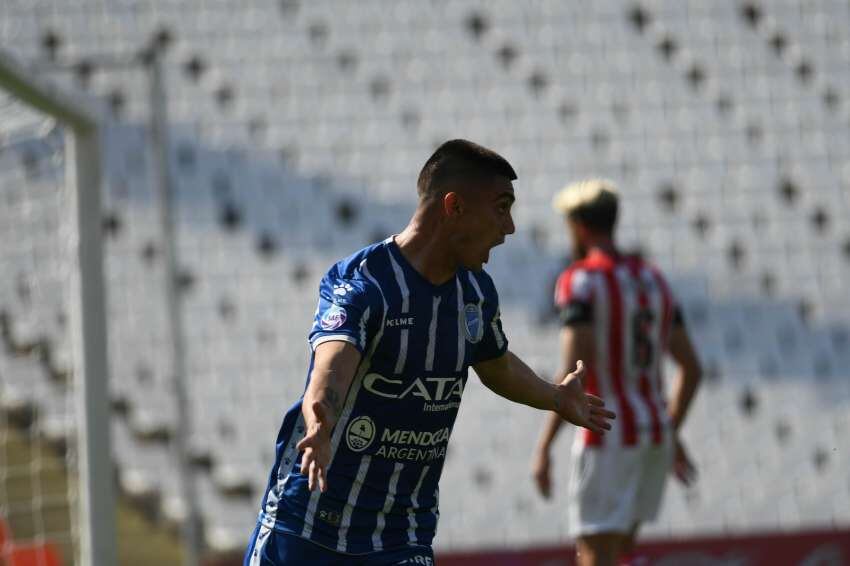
[255, 238, 508, 554]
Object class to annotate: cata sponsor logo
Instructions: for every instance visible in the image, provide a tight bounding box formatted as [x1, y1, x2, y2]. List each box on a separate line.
[363, 373, 464, 402]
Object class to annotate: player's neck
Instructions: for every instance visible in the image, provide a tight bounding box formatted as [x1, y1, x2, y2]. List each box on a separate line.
[394, 216, 458, 287]
[586, 238, 618, 257]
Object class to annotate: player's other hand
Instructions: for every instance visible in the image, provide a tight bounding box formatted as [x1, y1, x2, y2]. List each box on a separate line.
[672, 435, 697, 486]
[297, 402, 333, 492]
[531, 452, 553, 499]
[554, 360, 616, 434]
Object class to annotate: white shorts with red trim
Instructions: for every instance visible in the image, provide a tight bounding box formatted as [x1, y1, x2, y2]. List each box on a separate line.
[567, 436, 673, 538]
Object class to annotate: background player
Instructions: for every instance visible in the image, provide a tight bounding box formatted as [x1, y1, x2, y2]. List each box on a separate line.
[531, 179, 702, 566]
[245, 141, 616, 565]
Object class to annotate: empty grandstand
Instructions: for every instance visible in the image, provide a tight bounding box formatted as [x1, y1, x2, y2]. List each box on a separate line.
[1, 1, 848, 564]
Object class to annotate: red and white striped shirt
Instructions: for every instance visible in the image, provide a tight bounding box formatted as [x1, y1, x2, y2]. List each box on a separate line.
[555, 249, 676, 448]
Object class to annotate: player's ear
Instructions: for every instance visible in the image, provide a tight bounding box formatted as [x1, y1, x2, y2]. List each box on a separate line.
[443, 191, 463, 218]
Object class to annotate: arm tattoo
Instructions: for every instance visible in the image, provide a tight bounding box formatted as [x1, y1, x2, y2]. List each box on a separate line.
[320, 387, 342, 419]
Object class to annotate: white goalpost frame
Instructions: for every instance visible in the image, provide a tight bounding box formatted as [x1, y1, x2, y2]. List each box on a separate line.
[0, 49, 117, 566]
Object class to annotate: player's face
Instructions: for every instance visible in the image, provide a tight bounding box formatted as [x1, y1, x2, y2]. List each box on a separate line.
[450, 176, 516, 271]
[567, 218, 589, 259]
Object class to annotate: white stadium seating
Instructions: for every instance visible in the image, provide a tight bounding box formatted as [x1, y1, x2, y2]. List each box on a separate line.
[1, 0, 848, 554]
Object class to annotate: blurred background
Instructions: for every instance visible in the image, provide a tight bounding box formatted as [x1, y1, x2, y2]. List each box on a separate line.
[0, 1, 848, 564]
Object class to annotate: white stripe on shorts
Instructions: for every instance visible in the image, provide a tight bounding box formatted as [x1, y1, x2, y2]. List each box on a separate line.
[248, 524, 273, 566]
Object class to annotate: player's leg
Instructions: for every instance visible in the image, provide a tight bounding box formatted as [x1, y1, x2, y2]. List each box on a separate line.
[567, 442, 643, 566]
[616, 522, 642, 565]
[619, 437, 674, 565]
[575, 532, 627, 566]
[631, 437, 675, 535]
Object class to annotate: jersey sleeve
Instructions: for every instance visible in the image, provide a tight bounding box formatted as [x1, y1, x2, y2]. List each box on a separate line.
[474, 274, 509, 364]
[554, 267, 594, 327]
[308, 266, 380, 355]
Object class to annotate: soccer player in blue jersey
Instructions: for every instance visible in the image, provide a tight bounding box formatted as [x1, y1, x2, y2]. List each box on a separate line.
[245, 140, 616, 565]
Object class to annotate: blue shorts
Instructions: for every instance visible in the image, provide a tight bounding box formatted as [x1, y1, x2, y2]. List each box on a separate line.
[244, 523, 435, 566]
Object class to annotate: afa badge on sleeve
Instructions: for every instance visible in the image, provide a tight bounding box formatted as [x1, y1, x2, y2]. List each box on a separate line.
[320, 304, 347, 330]
[462, 303, 484, 343]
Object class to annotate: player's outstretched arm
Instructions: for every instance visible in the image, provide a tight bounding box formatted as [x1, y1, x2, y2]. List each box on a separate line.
[473, 351, 615, 434]
[297, 340, 361, 492]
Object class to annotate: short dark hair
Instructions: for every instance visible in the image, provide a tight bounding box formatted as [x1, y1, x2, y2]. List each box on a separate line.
[417, 139, 517, 200]
[569, 200, 618, 234]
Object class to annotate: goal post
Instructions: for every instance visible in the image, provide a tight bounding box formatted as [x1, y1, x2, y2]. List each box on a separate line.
[0, 49, 117, 566]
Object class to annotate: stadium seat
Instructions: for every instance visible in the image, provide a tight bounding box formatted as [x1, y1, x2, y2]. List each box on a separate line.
[1, 0, 848, 553]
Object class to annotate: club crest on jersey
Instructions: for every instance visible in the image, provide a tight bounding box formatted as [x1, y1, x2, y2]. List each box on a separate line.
[320, 304, 347, 330]
[346, 415, 376, 452]
[461, 303, 484, 343]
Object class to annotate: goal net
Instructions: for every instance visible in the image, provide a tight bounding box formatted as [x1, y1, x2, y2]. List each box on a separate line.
[0, 52, 115, 566]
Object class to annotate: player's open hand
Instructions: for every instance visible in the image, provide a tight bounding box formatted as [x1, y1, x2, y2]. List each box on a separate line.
[553, 360, 616, 434]
[672, 435, 697, 486]
[296, 402, 333, 492]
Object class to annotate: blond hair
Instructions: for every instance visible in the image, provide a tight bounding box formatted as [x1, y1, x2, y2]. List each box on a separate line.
[552, 178, 619, 232]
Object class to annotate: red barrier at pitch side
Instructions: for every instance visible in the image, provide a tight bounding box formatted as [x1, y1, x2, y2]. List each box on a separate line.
[437, 528, 850, 566]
